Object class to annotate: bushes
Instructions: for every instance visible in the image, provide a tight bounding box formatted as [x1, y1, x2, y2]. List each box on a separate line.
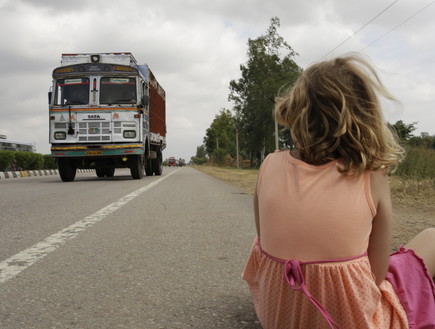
[43, 154, 57, 169]
[190, 156, 207, 165]
[395, 146, 435, 180]
[0, 151, 14, 171]
[0, 151, 55, 171]
[14, 152, 44, 170]
[201, 146, 435, 180]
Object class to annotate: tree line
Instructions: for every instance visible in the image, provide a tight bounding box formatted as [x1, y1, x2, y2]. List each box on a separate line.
[191, 17, 435, 174]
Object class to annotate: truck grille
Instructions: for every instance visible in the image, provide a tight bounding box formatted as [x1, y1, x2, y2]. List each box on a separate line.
[78, 121, 111, 142]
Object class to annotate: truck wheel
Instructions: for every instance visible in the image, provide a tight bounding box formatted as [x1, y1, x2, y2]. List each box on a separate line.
[96, 168, 105, 178]
[130, 155, 144, 179]
[145, 158, 153, 176]
[105, 168, 115, 177]
[153, 156, 162, 176]
[58, 158, 76, 182]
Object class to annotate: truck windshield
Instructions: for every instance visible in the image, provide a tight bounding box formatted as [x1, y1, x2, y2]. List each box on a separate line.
[55, 78, 90, 106]
[100, 77, 137, 105]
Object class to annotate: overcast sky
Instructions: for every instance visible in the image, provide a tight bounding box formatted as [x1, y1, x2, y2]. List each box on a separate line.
[0, 0, 434, 160]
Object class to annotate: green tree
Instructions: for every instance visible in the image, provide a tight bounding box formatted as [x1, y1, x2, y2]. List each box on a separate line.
[390, 120, 417, 142]
[191, 145, 208, 165]
[409, 132, 435, 149]
[203, 108, 236, 165]
[195, 145, 207, 158]
[229, 17, 302, 166]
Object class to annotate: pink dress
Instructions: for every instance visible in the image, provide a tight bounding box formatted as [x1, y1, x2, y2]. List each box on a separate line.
[242, 151, 435, 328]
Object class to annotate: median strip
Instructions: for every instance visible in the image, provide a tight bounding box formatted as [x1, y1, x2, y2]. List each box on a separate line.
[0, 169, 96, 179]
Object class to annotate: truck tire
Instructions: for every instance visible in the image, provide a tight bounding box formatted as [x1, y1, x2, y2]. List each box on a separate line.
[153, 156, 162, 176]
[130, 155, 144, 179]
[58, 158, 76, 182]
[105, 168, 115, 177]
[96, 168, 106, 178]
[96, 168, 115, 178]
[145, 158, 153, 176]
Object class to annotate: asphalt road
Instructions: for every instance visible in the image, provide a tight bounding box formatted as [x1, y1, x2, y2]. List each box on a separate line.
[0, 167, 261, 329]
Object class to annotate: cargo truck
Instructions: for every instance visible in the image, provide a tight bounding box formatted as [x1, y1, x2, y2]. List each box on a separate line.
[48, 52, 166, 181]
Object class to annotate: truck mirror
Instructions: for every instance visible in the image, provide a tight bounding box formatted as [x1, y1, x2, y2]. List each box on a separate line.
[48, 91, 52, 104]
[142, 95, 149, 107]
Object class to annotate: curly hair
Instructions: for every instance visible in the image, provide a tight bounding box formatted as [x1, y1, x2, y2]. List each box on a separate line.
[275, 54, 404, 175]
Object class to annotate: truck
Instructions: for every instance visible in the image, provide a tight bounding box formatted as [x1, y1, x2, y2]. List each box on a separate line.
[168, 157, 176, 167]
[48, 53, 166, 182]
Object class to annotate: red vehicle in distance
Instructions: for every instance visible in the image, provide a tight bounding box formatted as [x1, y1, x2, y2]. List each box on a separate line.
[168, 157, 176, 167]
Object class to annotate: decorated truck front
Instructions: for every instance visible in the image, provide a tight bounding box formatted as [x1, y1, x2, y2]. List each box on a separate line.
[48, 53, 166, 182]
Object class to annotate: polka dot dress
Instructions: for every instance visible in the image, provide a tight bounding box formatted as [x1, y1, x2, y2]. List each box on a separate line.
[242, 240, 408, 328]
[243, 151, 410, 329]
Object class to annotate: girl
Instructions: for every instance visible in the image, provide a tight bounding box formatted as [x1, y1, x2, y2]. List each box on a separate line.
[243, 54, 435, 328]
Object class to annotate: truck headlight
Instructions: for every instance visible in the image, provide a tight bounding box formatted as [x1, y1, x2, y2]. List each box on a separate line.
[54, 131, 67, 140]
[123, 130, 136, 138]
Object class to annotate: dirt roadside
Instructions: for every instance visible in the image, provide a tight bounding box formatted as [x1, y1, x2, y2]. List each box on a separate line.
[194, 165, 435, 250]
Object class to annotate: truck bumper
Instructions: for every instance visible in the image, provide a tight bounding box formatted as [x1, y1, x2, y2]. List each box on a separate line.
[51, 144, 144, 157]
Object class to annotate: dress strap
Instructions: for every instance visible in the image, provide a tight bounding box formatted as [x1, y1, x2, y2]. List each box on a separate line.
[258, 239, 367, 329]
[284, 260, 341, 329]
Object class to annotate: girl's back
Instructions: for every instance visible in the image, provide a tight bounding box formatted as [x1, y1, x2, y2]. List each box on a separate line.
[259, 150, 374, 261]
[243, 150, 408, 328]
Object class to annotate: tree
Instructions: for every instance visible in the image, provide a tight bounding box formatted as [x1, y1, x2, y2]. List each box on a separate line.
[203, 108, 236, 164]
[409, 132, 435, 149]
[390, 120, 417, 142]
[229, 17, 302, 166]
[191, 145, 208, 165]
[195, 145, 207, 158]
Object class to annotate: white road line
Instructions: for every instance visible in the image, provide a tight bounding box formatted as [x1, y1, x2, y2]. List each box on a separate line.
[0, 169, 179, 284]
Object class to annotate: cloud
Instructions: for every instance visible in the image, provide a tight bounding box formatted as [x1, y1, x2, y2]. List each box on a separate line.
[0, 0, 434, 160]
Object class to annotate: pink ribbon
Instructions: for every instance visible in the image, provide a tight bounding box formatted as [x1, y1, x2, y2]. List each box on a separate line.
[284, 259, 341, 329]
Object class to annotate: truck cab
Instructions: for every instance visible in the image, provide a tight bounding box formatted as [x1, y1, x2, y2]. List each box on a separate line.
[48, 53, 166, 181]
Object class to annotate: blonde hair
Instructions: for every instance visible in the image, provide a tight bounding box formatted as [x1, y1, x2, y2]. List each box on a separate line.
[275, 54, 404, 175]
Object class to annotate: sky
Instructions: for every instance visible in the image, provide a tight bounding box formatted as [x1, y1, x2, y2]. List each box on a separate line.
[0, 0, 434, 161]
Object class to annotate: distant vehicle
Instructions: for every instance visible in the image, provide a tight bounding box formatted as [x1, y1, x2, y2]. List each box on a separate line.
[48, 52, 166, 182]
[178, 158, 185, 167]
[168, 157, 176, 167]
[0, 135, 34, 152]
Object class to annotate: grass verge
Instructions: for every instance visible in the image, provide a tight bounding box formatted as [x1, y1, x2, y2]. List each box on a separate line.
[193, 165, 434, 208]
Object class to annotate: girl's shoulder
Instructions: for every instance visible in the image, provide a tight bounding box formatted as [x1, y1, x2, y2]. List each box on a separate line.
[369, 168, 389, 210]
[261, 150, 287, 166]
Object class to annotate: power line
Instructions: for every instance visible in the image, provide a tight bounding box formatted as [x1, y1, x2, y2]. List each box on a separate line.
[361, 0, 435, 51]
[322, 0, 399, 58]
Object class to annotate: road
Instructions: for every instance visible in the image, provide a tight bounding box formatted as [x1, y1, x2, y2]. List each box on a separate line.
[0, 167, 261, 329]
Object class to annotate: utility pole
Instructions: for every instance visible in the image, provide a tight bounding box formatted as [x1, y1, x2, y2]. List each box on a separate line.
[236, 128, 239, 168]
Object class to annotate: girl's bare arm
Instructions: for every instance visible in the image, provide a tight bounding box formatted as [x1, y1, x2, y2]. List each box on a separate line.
[254, 182, 260, 237]
[368, 169, 393, 286]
